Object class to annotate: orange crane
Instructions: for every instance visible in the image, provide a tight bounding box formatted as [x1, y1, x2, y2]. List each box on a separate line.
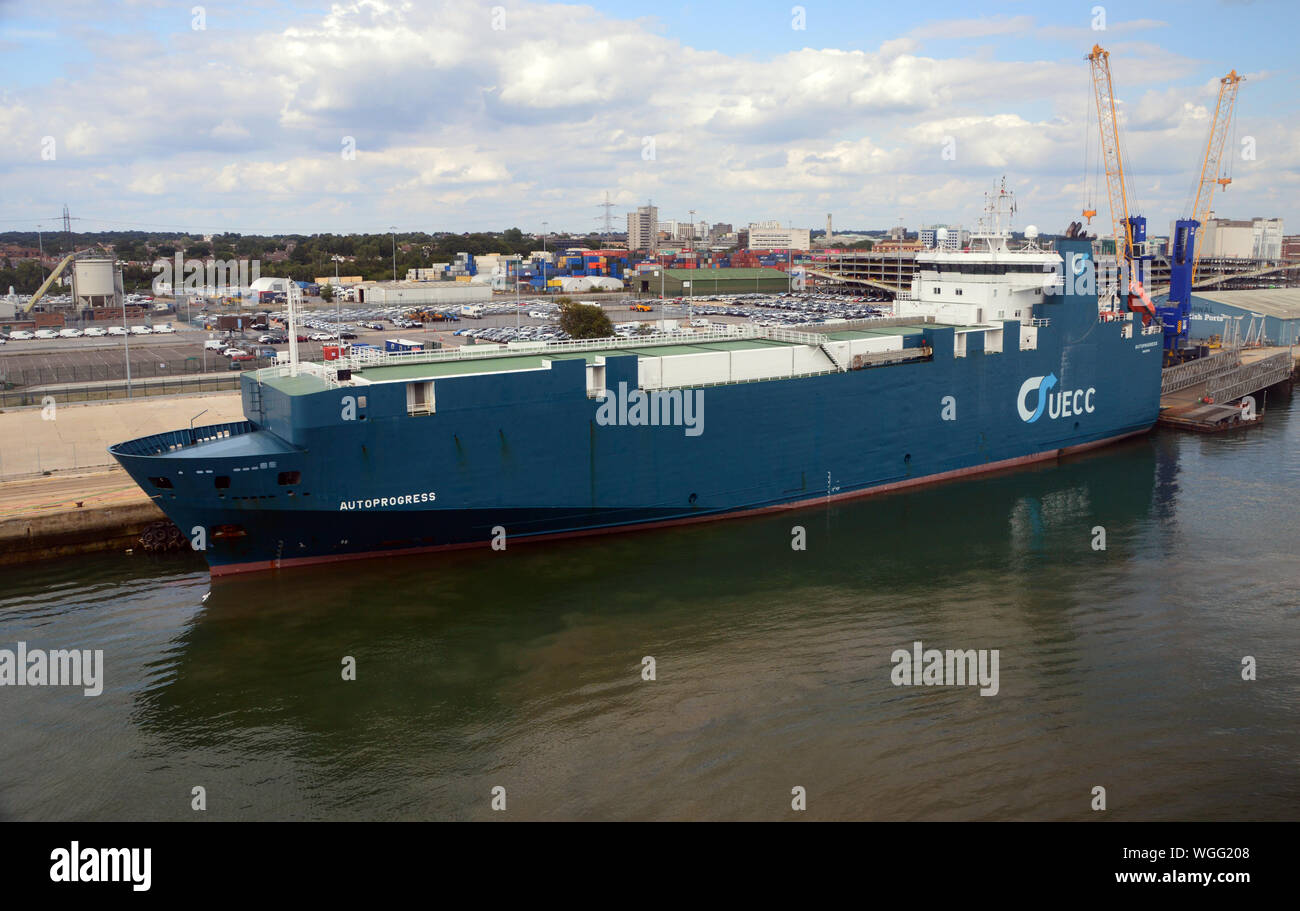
[1085, 44, 1153, 319]
[1163, 68, 1243, 363]
[1188, 70, 1244, 285]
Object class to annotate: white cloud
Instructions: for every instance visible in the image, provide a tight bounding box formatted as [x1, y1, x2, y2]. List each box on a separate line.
[0, 2, 1282, 235]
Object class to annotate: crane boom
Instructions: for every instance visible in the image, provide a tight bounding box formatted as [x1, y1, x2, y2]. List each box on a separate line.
[1087, 45, 1134, 263]
[23, 253, 77, 313]
[1086, 44, 1152, 322]
[1189, 70, 1243, 285]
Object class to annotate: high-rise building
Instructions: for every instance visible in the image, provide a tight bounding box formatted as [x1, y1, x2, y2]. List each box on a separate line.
[627, 204, 659, 252]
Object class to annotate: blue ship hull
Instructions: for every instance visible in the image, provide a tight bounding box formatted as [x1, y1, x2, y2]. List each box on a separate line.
[110, 240, 1163, 575]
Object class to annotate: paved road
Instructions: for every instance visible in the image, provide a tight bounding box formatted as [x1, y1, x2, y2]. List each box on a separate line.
[0, 468, 150, 519]
[0, 390, 244, 478]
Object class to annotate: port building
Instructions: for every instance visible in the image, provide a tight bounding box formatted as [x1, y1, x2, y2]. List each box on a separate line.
[1187, 289, 1300, 346]
[633, 267, 790, 296]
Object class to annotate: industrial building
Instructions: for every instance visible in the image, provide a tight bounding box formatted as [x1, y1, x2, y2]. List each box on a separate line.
[633, 267, 790, 296]
[1167, 216, 1284, 259]
[1186, 289, 1300, 346]
[353, 282, 492, 306]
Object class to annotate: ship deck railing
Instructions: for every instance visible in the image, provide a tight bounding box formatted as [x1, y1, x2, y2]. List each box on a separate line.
[251, 317, 942, 389]
[110, 420, 257, 457]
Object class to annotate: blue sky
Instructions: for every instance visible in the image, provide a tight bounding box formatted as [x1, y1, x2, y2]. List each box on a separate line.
[1, 0, 1295, 237]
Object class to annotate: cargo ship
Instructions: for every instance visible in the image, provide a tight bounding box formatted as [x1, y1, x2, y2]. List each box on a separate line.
[110, 188, 1164, 575]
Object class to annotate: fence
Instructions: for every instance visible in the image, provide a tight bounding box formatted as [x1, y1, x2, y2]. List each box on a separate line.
[1206, 352, 1294, 404]
[0, 374, 241, 408]
[0, 353, 233, 388]
[1160, 349, 1240, 395]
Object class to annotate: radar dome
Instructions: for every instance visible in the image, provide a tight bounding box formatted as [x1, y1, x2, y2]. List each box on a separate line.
[935, 228, 949, 242]
[1024, 225, 1039, 239]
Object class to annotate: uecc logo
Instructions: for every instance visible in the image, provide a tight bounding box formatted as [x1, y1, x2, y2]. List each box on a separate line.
[1017, 373, 1096, 423]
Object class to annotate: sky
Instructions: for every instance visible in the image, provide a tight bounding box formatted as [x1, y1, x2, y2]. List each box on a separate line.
[0, 0, 1296, 238]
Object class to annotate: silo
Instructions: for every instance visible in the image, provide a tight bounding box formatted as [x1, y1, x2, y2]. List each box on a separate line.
[73, 257, 119, 310]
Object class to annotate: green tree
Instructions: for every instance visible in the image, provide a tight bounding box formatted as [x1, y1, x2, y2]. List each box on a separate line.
[320, 284, 335, 302]
[556, 296, 614, 339]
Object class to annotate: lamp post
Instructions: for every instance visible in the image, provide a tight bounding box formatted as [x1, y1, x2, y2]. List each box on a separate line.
[332, 254, 343, 337]
[541, 221, 548, 294]
[390, 227, 398, 283]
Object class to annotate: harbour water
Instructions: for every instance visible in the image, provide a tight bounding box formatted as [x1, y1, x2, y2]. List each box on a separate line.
[2, 392, 1298, 821]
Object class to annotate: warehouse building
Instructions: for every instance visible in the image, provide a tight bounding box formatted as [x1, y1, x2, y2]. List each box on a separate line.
[1186, 289, 1300, 346]
[634, 267, 790, 296]
[354, 282, 492, 306]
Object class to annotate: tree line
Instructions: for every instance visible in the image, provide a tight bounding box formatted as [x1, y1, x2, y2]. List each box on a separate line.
[0, 228, 615, 293]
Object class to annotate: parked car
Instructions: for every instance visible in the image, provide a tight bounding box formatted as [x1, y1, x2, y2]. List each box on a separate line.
[229, 352, 254, 362]
[339, 331, 358, 339]
[222, 348, 248, 358]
